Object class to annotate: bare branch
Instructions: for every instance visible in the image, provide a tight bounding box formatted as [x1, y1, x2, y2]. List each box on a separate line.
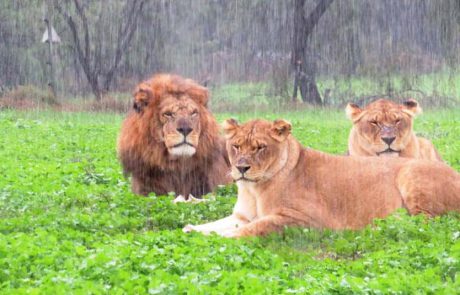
[104, 0, 146, 90]
[72, 0, 91, 65]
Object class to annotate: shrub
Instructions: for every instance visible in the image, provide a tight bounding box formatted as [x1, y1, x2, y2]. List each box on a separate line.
[0, 85, 58, 108]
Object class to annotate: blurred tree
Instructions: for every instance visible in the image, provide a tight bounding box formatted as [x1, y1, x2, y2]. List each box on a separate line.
[0, 0, 459, 104]
[291, 0, 334, 105]
[54, 0, 145, 100]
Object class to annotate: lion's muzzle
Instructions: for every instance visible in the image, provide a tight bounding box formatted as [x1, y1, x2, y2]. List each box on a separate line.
[176, 118, 193, 137]
[380, 126, 396, 145]
[169, 137, 196, 157]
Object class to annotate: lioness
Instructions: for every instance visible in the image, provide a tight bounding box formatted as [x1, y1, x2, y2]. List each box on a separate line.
[184, 119, 459, 238]
[117, 74, 231, 199]
[346, 99, 441, 161]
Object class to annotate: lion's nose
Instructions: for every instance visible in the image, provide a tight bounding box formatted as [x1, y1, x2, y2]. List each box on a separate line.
[237, 165, 250, 174]
[381, 136, 395, 145]
[177, 126, 193, 136]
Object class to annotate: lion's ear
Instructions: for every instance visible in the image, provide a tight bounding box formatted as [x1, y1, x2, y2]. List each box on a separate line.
[186, 81, 209, 107]
[133, 83, 154, 113]
[270, 119, 292, 142]
[402, 99, 422, 116]
[222, 118, 239, 139]
[345, 103, 362, 122]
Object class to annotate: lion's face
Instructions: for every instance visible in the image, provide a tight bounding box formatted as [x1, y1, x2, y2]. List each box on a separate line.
[158, 94, 202, 157]
[346, 99, 422, 157]
[132, 74, 210, 159]
[223, 119, 291, 183]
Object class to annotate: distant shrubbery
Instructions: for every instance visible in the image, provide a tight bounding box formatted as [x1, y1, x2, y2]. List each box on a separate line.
[0, 86, 130, 113]
[209, 72, 460, 112]
[1, 71, 459, 113]
[0, 85, 58, 109]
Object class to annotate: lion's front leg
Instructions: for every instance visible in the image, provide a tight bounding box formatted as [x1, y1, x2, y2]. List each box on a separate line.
[223, 214, 301, 238]
[131, 176, 150, 196]
[183, 214, 249, 235]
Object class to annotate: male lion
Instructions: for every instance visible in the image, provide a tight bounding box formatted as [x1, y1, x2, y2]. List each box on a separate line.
[117, 74, 231, 199]
[184, 119, 459, 237]
[346, 99, 442, 160]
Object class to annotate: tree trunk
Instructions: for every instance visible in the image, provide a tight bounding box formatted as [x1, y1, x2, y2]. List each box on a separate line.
[291, 0, 334, 105]
[89, 77, 102, 101]
[298, 73, 322, 105]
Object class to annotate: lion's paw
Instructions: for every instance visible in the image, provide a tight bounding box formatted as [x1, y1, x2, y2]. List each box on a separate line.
[182, 224, 196, 233]
[219, 229, 240, 238]
[173, 194, 208, 204]
[173, 195, 187, 203]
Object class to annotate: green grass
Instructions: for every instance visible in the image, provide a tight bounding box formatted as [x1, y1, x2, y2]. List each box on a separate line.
[0, 109, 459, 294]
[317, 72, 460, 104]
[210, 72, 460, 111]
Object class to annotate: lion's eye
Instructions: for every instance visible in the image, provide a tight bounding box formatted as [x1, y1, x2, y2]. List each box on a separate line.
[232, 144, 240, 151]
[257, 144, 267, 151]
[370, 120, 378, 126]
[395, 119, 401, 125]
[191, 110, 199, 117]
[163, 111, 174, 118]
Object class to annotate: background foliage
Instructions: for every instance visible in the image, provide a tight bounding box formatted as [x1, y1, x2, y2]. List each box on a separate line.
[0, 0, 459, 106]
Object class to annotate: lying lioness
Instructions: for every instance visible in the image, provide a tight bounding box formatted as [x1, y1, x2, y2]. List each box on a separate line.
[346, 99, 442, 161]
[184, 119, 460, 238]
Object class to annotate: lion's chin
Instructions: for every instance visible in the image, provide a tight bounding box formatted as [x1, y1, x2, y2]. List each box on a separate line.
[236, 178, 256, 183]
[377, 151, 400, 158]
[234, 176, 258, 183]
[169, 145, 196, 158]
[376, 147, 401, 158]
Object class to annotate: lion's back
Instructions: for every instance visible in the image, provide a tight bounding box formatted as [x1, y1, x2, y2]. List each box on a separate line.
[416, 136, 442, 161]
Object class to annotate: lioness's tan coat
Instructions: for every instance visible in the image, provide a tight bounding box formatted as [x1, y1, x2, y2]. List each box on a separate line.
[184, 119, 459, 237]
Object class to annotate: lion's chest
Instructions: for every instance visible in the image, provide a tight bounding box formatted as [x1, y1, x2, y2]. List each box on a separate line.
[235, 183, 275, 220]
[149, 165, 210, 197]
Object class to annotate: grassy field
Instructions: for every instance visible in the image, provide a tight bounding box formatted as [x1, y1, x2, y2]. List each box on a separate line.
[210, 72, 460, 112]
[0, 109, 459, 294]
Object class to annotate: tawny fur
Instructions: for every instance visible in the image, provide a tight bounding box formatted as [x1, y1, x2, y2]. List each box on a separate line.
[346, 99, 442, 161]
[117, 74, 231, 197]
[184, 119, 459, 238]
